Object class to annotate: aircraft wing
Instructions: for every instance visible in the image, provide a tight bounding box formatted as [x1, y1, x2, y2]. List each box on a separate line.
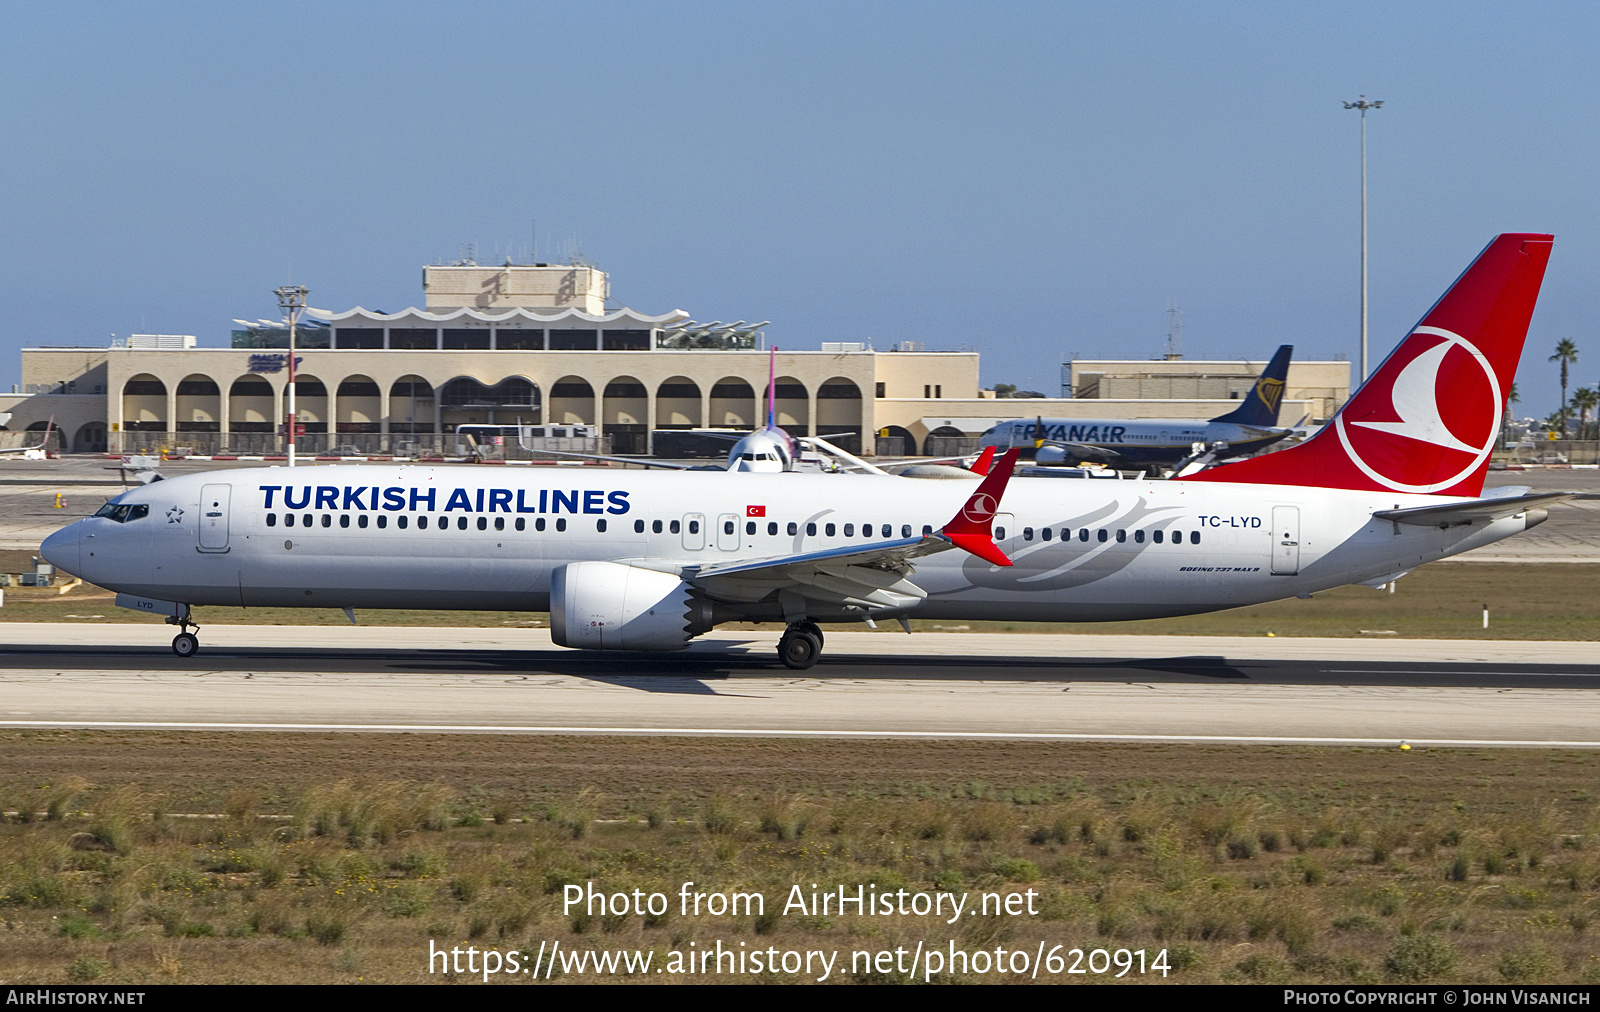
[798, 434, 889, 475]
[1041, 440, 1121, 462]
[683, 449, 1021, 612]
[686, 534, 953, 610]
[1372, 492, 1597, 527]
[504, 448, 707, 470]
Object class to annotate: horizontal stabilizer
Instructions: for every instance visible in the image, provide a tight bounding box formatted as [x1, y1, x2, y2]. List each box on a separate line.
[1372, 492, 1594, 527]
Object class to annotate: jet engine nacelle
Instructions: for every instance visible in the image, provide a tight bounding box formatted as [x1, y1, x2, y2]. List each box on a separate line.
[550, 561, 714, 651]
[1034, 445, 1069, 465]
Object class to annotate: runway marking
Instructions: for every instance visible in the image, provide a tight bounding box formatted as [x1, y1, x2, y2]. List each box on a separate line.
[1323, 669, 1600, 678]
[0, 720, 1596, 748]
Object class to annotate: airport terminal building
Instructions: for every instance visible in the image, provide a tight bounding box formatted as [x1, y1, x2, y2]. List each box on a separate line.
[0, 261, 1346, 457]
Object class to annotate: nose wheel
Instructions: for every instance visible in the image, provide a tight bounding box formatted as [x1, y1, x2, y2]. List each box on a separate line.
[778, 621, 824, 669]
[166, 606, 200, 658]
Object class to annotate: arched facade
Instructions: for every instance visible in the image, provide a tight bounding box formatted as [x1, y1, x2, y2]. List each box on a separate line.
[175, 374, 221, 432]
[877, 424, 916, 457]
[335, 375, 382, 433]
[815, 376, 862, 451]
[291, 375, 328, 433]
[121, 374, 166, 431]
[548, 375, 594, 426]
[74, 422, 108, 453]
[709, 377, 755, 429]
[439, 376, 539, 430]
[389, 375, 437, 434]
[68, 343, 969, 456]
[26, 420, 67, 451]
[602, 376, 648, 453]
[228, 376, 275, 432]
[655, 376, 702, 429]
[764, 376, 810, 435]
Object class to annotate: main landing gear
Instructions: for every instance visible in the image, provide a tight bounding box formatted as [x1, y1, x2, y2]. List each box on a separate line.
[167, 606, 200, 658]
[778, 621, 824, 670]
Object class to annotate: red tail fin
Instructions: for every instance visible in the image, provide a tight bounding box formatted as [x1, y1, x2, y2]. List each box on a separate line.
[1184, 233, 1553, 496]
[968, 445, 996, 475]
[942, 448, 1020, 567]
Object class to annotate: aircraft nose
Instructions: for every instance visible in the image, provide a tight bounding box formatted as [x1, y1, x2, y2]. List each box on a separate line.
[40, 522, 82, 578]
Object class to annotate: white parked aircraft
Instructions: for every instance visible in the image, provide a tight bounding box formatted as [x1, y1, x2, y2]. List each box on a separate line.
[43, 234, 1574, 669]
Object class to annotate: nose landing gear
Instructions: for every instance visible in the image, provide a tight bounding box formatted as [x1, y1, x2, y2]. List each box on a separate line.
[778, 621, 824, 670]
[166, 605, 200, 658]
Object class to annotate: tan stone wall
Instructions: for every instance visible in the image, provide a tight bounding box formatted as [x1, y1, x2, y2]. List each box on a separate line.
[422, 265, 608, 314]
[1069, 359, 1349, 421]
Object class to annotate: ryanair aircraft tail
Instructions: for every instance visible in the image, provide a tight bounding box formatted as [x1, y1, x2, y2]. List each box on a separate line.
[1208, 344, 1293, 427]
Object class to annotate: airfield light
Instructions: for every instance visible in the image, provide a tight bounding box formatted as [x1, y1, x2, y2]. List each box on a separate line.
[274, 285, 309, 467]
[1344, 96, 1383, 381]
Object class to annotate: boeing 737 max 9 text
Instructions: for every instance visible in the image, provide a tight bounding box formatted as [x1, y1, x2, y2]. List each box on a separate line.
[42, 234, 1572, 668]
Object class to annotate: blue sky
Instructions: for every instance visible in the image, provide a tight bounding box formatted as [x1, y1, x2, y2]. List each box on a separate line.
[3, 2, 1596, 414]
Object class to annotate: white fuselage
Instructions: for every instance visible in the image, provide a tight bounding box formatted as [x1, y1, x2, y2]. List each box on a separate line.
[43, 464, 1533, 625]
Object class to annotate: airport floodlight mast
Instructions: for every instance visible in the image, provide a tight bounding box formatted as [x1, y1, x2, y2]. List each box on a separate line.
[274, 285, 308, 467]
[1344, 95, 1382, 380]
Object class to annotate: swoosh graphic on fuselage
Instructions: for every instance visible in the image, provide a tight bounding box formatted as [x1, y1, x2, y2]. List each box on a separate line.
[948, 496, 1185, 592]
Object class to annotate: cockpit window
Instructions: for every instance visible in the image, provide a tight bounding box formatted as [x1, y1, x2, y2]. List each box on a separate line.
[94, 503, 150, 523]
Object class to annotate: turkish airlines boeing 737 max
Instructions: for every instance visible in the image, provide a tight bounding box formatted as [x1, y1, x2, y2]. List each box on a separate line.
[42, 234, 1569, 669]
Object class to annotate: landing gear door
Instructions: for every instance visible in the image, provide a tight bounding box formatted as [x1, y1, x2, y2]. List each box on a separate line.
[198, 483, 231, 553]
[681, 513, 705, 551]
[1270, 505, 1300, 575]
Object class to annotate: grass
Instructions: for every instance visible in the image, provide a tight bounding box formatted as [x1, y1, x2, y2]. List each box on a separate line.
[5, 562, 1600, 639]
[0, 733, 1598, 984]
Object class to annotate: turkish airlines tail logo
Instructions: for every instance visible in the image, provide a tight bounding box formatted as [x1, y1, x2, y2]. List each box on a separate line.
[1335, 327, 1500, 492]
[1183, 233, 1553, 497]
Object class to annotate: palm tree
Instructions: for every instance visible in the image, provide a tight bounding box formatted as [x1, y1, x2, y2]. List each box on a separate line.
[1501, 381, 1520, 450]
[1550, 338, 1580, 436]
[1573, 385, 1600, 442]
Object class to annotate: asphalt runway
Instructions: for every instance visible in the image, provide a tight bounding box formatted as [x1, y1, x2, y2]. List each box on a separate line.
[2, 624, 1598, 747]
